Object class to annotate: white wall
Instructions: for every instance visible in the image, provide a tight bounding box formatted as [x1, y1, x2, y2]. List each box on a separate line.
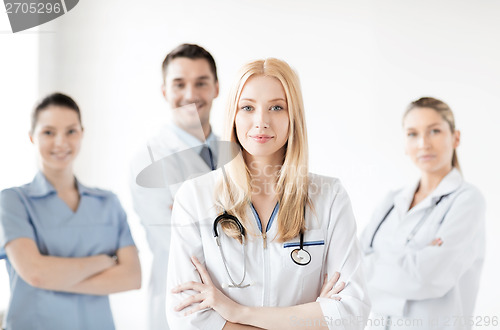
[1, 0, 499, 328]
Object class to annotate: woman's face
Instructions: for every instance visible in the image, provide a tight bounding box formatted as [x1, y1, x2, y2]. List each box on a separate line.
[235, 75, 290, 162]
[403, 107, 460, 175]
[30, 106, 83, 172]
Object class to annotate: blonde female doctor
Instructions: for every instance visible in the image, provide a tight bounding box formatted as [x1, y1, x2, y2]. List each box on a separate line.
[361, 97, 486, 329]
[166, 58, 370, 329]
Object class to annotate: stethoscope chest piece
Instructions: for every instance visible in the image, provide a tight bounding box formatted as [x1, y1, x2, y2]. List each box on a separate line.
[291, 248, 311, 266]
[291, 231, 311, 266]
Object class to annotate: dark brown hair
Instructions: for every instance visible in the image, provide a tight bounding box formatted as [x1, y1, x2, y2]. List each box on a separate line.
[31, 93, 81, 134]
[161, 43, 218, 82]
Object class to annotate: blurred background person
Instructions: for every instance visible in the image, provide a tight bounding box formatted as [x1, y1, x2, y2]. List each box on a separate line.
[0, 93, 141, 330]
[130, 43, 220, 330]
[361, 97, 486, 329]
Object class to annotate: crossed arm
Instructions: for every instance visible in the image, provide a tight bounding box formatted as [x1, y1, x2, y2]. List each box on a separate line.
[5, 237, 141, 295]
[167, 180, 370, 330]
[364, 189, 486, 301]
[171, 256, 345, 330]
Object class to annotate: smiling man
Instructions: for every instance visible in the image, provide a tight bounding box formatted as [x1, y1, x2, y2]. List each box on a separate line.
[130, 44, 220, 330]
[163, 55, 219, 140]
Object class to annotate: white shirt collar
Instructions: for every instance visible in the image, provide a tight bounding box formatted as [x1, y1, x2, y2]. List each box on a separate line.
[167, 122, 216, 149]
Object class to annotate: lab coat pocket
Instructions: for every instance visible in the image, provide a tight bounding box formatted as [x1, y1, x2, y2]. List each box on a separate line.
[281, 229, 325, 275]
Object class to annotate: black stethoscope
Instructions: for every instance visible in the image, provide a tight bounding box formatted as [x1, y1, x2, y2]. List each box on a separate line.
[369, 193, 452, 249]
[290, 230, 311, 266]
[212, 207, 310, 288]
[213, 211, 249, 288]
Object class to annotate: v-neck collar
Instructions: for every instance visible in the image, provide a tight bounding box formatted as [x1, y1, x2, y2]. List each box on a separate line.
[27, 172, 109, 215]
[28, 172, 108, 198]
[250, 202, 279, 233]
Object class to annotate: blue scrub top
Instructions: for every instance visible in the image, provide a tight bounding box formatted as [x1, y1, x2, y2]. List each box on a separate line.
[0, 172, 135, 330]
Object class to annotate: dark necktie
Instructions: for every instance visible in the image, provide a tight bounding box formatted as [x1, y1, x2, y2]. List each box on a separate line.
[199, 145, 215, 170]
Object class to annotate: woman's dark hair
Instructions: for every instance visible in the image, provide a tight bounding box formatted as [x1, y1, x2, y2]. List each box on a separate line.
[31, 93, 82, 134]
[161, 43, 218, 82]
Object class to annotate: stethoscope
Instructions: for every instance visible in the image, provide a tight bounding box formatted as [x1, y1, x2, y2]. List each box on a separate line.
[212, 201, 310, 289]
[369, 192, 452, 249]
[212, 211, 250, 289]
[290, 230, 311, 266]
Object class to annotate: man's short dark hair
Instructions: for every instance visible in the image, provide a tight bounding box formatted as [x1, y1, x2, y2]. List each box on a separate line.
[162, 43, 218, 82]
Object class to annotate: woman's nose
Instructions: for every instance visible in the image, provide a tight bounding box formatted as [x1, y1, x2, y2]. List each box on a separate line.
[253, 108, 269, 129]
[417, 134, 430, 148]
[54, 133, 67, 146]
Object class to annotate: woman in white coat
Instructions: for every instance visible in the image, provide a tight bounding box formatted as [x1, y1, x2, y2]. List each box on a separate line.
[361, 97, 486, 330]
[166, 58, 370, 329]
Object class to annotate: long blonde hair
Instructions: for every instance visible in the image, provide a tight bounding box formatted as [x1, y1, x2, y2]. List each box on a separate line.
[404, 97, 461, 172]
[215, 58, 310, 242]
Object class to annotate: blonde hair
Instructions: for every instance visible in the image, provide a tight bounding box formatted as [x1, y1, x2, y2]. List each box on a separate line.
[404, 97, 460, 171]
[215, 58, 310, 242]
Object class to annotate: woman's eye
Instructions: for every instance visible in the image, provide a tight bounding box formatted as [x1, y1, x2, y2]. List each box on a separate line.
[407, 132, 417, 137]
[241, 105, 253, 111]
[270, 105, 283, 111]
[43, 131, 53, 136]
[68, 129, 76, 135]
[196, 82, 207, 87]
[430, 129, 441, 134]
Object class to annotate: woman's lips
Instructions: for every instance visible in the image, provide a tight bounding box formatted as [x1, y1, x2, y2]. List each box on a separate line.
[250, 135, 273, 143]
[50, 151, 71, 160]
[418, 154, 436, 161]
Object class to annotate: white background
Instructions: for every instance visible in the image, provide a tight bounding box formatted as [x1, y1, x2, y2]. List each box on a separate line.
[1, 0, 499, 329]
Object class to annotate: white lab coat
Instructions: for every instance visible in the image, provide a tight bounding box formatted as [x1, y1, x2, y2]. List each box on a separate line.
[360, 168, 486, 330]
[166, 170, 371, 330]
[130, 124, 218, 330]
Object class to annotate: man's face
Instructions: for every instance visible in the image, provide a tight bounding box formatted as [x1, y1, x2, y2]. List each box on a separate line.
[162, 57, 219, 132]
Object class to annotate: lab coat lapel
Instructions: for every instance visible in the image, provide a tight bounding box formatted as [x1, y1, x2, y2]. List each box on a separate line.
[393, 180, 419, 218]
[395, 168, 463, 217]
[148, 126, 211, 188]
[148, 125, 189, 159]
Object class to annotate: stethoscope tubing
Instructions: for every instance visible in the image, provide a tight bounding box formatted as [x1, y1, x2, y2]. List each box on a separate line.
[212, 203, 311, 288]
[213, 214, 249, 288]
[369, 193, 452, 249]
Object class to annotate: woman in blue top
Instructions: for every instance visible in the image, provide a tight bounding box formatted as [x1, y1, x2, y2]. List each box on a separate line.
[0, 93, 141, 330]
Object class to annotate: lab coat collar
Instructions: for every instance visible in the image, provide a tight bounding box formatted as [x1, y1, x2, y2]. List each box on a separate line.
[394, 168, 463, 214]
[144, 124, 188, 161]
[27, 172, 108, 198]
[428, 168, 463, 201]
